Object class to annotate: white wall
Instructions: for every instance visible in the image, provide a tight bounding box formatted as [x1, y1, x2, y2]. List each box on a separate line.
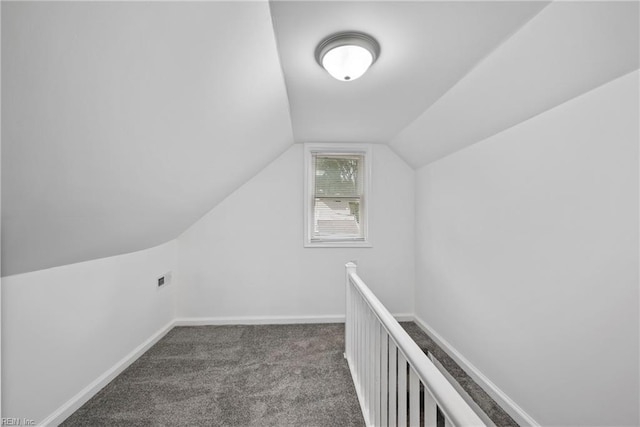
[176, 144, 415, 320]
[3, 66, 635, 427]
[414, 71, 639, 426]
[1, 241, 176, 424]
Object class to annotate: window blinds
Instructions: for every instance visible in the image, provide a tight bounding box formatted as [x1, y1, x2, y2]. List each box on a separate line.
[312, 154, 364, 240]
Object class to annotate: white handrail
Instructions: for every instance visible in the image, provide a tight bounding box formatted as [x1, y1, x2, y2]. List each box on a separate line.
[345, 262, 485, 427]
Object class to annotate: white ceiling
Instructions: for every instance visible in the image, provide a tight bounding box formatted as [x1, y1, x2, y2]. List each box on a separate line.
[391, 1, 640, 167]
[2, 1, 638, 275]
[270, 1, 548, 143]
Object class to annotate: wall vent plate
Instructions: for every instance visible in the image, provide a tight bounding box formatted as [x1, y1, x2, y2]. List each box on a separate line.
[157, 272, 172, 288]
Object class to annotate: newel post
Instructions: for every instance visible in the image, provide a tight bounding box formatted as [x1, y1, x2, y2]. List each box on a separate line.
[345, 262, 357, 314]
[345, 261, 358, 282]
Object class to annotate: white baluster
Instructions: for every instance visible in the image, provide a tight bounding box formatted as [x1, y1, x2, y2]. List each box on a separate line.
[350, 283, 355, 362]
[398, 352, 407, 427]
[374, 320, 381, 427]
[355, 289, 361, 389]
[423, 388, 437, 427]
[360, 293, 365, 393]
[365, 306, 371, 423]
[360, 294, 366, 405]
[409, 367, 419, 427]
[345, 282, 351, 361]
[380, 329, 388, 427]
[344, 263, 485, 427]
[389, 341, 397, 427]
[364, 307, 373, 424]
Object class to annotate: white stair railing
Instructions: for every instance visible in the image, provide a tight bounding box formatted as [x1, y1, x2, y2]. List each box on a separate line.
[345, 262, 485, 427]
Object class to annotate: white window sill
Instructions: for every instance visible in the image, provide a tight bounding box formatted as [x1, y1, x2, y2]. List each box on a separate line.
[304, 240, 373, 248]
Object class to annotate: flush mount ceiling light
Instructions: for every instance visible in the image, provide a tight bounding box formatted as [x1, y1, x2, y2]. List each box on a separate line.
[315, 32, 380, 82]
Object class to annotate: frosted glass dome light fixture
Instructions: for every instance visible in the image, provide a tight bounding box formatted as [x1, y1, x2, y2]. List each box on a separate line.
[315, 32, 380, 82]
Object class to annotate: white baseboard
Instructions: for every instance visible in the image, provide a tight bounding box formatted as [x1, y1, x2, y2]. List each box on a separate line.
[173, 314, 345, 326]
[412, 316, 540, 427]
[392, 313, 415, 322]
[40, 320, 175, 427]
[428, 354, 497, 427]
[174, 313, 415, 326]
[38, 313, 415, 426]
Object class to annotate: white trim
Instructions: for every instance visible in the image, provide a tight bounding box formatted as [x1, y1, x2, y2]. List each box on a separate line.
[174, 313, 414, 326]
[391, 313, 415, 322]
[347, 267, 483, 427]
[428, 354, 496, 427]
[413, 316, 540, 427]
[304, 240, 373, 248]
[37, 313, 415, 426]
[303, 143, 373, 248]
[174, 315, 345, 326]
[40, 320, 175, 427]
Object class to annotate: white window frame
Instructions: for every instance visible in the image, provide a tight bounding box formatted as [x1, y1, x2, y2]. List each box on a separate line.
[304, 143, 372, 248]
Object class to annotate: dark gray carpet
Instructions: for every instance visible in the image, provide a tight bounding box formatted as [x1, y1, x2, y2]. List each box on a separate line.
[62, 324, 365, 427]
[400, 322, 519, 427]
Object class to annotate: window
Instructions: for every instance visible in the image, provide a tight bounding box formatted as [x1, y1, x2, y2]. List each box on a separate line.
[304, 143, 372, 247]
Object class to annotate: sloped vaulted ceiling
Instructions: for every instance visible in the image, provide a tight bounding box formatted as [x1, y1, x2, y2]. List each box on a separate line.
[390, 1, 640, 167]
[2, 1, 638, 275]
[2, 1, 294, 275]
